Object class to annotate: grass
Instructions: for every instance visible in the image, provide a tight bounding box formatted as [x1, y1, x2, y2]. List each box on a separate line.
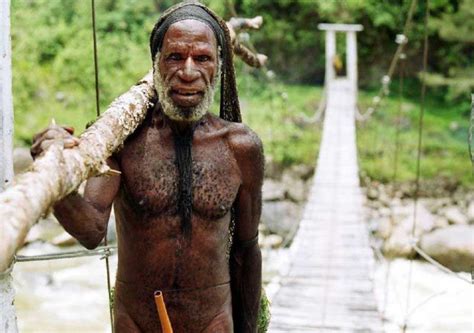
[357, 82, 472, 189]
[239, 75, 322, 167]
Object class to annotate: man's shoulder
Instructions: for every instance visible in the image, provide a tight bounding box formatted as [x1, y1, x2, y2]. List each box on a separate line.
[207, 113, 263, 157]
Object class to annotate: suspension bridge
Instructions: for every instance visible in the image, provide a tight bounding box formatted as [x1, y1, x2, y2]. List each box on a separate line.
[267, 24, 384, 332]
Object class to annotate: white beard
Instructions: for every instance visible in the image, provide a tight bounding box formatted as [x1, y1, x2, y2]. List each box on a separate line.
[153, 53, 220, 122]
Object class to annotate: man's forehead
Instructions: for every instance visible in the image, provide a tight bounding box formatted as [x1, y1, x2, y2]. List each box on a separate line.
[164, 19, 217, 44]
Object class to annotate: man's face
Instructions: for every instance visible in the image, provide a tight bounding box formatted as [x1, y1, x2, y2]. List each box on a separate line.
[154, 19, 219, 122]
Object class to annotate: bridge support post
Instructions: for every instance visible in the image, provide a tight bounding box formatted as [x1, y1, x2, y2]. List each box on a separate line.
[318, 23, 363, 107]
[1, 0, 19, 332]
[346, 31, 358, 94]
[324, 30, 336, 87]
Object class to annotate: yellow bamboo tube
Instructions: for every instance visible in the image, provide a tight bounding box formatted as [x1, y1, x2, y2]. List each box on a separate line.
[154, 290, 173, 333]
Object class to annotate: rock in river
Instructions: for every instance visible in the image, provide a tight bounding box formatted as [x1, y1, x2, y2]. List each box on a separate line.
[419, 225, 474, 272]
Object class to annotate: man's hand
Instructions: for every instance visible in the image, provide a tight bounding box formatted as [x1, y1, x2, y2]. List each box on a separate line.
[31, 123, 80, 159]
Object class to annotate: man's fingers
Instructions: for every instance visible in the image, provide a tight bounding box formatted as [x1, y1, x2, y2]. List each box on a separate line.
[32, 128, 49, 143]
[30, 138, 55, 159]
[63, 126, 75, 135]
[33, 125, 74, 143]
[63, 138, 80, 148]
[31, 127, 79, 159]
[40, 139, 56, 153]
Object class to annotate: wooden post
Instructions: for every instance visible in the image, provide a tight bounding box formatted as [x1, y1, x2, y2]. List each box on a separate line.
[1, 0, 13, 190]
[324, 30, 336, 87]
[318, 23, 363, 108]
[0, 0, 19, 331]
[346, 31, 358, 94]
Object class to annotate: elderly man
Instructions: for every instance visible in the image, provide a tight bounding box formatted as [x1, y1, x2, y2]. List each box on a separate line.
[31, 2, 263, 332]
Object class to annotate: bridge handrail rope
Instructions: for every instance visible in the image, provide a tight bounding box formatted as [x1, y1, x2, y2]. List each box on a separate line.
[469, 94, 474, 172]
[357, 0, 418, 121]
[90, 0, 115, 330]
[14, 245, 117, 262]
[403, 0, 429, 329]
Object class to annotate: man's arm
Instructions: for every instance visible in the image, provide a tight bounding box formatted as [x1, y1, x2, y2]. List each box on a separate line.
[31, 125, 121, 249]
[53, 157, 121, 249]
[229, 126, 264, 333]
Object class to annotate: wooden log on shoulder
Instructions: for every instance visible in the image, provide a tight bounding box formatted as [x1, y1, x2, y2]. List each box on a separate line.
[0, 71, 156, 273]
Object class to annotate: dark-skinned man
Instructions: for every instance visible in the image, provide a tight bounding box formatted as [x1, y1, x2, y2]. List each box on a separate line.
[31, 2, 263, 332]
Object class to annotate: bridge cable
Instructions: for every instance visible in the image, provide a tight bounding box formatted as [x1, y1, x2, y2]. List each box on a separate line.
[402, 0, 429, 331]
[357, 0, 418, 121]
[91, 0, 115, 331]
[469, 95, 474, 173]
[380, 52, 406, 318]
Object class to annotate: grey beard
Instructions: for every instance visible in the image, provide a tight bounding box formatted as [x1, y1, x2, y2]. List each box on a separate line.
[153, 54, 220, 122]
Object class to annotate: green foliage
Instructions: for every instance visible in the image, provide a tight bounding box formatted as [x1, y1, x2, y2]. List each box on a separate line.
[357, 80, 473, 188]
[223, 0, 472, 99]
[427, 0, 474, 101]
[238, 72, 322, 167]
[257, 288, 271, 333]
[11, 0, 160, 144]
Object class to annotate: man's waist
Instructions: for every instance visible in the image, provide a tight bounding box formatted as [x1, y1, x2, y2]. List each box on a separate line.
[115, 277, 231, 294]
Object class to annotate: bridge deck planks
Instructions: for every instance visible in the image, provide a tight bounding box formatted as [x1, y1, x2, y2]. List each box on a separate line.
[268, 79, 384, 332]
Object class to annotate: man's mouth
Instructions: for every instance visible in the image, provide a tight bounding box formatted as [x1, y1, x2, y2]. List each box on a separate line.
[171, 89, 204, 97]
[170, 89, 205, 107]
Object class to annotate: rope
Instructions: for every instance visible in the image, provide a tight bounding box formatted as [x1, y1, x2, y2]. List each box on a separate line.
[358, 0, 418, 121]
[411, 241, 472, 284]
[402, 0, 429, 330]
[380, 56, 407, 317]
[15, 246, 117, 262]
[90, 1, 114, 330]
[469, 94, 474, 173]
[91, 0, 100, 118]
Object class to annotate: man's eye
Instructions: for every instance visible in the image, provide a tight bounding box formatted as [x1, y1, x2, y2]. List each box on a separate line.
[167, 53, 182, 61]
[195, 55, 210, 62]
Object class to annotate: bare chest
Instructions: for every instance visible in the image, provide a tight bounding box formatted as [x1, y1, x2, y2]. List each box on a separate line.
[117, 133, 241, 220]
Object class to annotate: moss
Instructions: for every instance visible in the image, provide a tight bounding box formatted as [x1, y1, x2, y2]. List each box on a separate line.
[257, 288, 271, 333]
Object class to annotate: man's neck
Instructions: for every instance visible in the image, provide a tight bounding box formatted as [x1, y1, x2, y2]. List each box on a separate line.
[167, 117, 199, 136]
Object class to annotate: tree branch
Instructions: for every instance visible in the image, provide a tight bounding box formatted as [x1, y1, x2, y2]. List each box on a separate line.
[0, 72, 156, 272]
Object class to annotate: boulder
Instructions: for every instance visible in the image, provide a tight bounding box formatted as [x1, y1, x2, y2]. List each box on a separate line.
[51, 231, 78, 247]
[441, 206, 468, 225]
[13, 147, 33, 175]
[281, 171, 306, 202]
[264, 155, 283, 179]
[288, 164, 314, 181]
[261, 200, 301, 239]
[262, 179, 285, 202]
[261, 234, 284, 249]
[373, 216, 392, 240]
[367, 187, 379, 200]
[24, 216, 64, 244]
[420, 225, 474, 272]
[383, 203, 436, 258]
[433, 216, 449, 229]
[467, 201, 474, 224]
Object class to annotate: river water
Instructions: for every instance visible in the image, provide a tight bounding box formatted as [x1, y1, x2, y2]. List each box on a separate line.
[11, 243, 473, 332]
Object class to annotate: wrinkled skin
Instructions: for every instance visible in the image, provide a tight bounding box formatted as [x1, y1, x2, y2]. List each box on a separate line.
[32, 20, 263, 333]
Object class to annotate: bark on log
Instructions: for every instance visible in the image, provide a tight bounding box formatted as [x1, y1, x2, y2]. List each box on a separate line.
[0, 72, 155, 273]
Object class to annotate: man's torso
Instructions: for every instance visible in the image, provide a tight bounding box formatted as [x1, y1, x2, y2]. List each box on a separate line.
[112, 109, 243, 332]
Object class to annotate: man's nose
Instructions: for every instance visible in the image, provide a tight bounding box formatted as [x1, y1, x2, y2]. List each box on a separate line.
[178, 57, 200, 82]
